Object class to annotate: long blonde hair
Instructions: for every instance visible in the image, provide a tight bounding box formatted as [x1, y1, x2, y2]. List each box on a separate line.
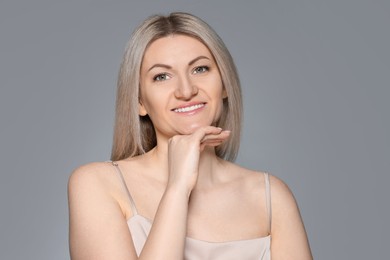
[111, 12, 242, 162]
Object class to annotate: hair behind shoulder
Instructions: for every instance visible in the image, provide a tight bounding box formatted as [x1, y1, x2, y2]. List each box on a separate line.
[111, 12, 242, 162]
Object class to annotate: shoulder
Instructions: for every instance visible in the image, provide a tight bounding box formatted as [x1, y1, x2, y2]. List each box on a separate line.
[68, 162, 139, 259]
[222, 161, 297, 207]
[267, 174, 308, 241]
[68, 161, 118, 199]
[218, 161, 271, 199]
[266, 177, 313, 258]
[268, 174, 298, 211]
[68, 161, 131, 220]
[68, 161, 114, 185]
[223, 163, 312, 257]
[221, 160, 267, 185]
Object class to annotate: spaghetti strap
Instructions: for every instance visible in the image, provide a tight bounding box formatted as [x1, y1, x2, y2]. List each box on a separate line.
[111, 161, 139, 216]
[264, 172, 272, 234]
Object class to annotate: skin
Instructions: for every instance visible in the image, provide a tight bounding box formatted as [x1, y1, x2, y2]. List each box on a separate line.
[68, 35, 313, 259]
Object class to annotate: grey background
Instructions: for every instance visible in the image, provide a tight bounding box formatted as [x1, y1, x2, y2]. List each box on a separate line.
[1, 0, 389, 259]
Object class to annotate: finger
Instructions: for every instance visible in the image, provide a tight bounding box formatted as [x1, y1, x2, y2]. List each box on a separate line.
[201, 139, 224, 147]
[200, 131, 231, 151]
[192, 126, 224, 142]
[201, 138, 228, 148]
[200, 130, 231, 143]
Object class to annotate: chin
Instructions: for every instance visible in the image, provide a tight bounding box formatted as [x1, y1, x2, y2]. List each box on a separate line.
[179, 126, 202, 135]
[178, 121, 217, 135]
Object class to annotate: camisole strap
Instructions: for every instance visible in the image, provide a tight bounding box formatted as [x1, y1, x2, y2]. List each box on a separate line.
[264, 172, 272, 234]
[111, 161, 138, 215]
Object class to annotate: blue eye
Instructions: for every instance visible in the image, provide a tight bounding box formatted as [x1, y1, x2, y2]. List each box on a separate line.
[153, 73, 170, 81]
[193, 66, 209, 74]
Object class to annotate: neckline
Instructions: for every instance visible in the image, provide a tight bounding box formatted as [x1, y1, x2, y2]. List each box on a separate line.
[127, 214, 271, 244]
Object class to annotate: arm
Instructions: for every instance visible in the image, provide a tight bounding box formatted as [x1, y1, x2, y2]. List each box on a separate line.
[68, 164, 189, 260]
[140, 126, 230, 259]
[68, 163, 138, 260]
[270, 175, 313, 260]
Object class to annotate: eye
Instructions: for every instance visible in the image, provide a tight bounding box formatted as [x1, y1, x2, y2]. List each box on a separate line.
[193, 66, 209, 74]
[153, 73, 171, 81]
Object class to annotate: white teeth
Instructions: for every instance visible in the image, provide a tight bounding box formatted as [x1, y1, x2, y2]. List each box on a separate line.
[174, 103, 205, 113]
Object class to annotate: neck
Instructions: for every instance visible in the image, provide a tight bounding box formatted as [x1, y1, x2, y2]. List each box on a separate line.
[146, 139, 224, 190]
[196, 147, 224, 189]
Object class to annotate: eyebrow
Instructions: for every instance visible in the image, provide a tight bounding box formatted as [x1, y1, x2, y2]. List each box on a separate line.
[147, 64, 172, 72]
[188, 56, 210, 66]
[147, 56, 211, 72]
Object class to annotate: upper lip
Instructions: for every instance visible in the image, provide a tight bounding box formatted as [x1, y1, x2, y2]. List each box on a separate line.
[171, 102, 206, 111]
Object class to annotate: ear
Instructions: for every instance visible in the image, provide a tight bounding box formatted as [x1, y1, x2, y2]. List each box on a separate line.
[139, 101, 148, 116]
[222, 88, 228, 99]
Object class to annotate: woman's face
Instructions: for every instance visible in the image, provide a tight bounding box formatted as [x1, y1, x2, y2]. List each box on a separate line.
[139, 34, 226, 139]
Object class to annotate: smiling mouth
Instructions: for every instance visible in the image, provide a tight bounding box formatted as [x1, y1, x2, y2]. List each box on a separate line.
[172, 103, 206, 113]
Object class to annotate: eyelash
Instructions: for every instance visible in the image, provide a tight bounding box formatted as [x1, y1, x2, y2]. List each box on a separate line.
[153, 73, 169, 82]
[152, 66, 210, 82]
[193, 66, 209, 74]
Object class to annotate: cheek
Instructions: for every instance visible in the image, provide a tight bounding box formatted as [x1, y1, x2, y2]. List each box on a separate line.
[140, 85, 155, 110]
[212, 79, 225, 102]
[140, 91, 168, 119]
[213, 88, 226, 120]
[142, 98, 156, 116]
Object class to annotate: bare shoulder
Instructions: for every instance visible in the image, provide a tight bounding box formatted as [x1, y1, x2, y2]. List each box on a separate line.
[223, 161, 300, 216]
[69, 161, 115, 177]
[68, 161, 116, 193]
[67, 161, 127, 210]
[68, 161, 138, 259]
[268, 175, 313, 259]
[218, 161, 313, 258]
[268, 175, 297, 206]
[267, 174, 303, 221]
[221, 160, 294, 195]
[220, 160, 269, 187]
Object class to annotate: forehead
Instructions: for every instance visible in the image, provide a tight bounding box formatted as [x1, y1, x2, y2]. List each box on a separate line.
[142, 35, 214, 66]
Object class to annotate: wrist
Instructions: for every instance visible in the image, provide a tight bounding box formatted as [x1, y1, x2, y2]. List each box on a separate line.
[164, 184, 192, 199]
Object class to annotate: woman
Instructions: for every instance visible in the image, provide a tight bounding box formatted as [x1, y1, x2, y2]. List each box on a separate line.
[68, 12, 312, 259]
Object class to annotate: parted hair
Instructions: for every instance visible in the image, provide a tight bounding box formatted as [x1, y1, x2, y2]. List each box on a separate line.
[111, 12, 242, 162]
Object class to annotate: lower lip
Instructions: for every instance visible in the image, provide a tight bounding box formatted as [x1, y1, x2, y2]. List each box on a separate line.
[172, 104, 206, 116]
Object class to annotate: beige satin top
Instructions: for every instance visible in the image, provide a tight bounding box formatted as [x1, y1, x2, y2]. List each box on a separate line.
[112, 162, 271, 260]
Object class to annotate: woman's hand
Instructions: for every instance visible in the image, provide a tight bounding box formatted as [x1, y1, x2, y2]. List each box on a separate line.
[166, 126, 231, 196]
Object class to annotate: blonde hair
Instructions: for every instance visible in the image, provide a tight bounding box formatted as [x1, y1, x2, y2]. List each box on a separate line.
[111, 12, 242, 162]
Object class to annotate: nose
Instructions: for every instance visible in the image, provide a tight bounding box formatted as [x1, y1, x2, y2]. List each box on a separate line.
[174, 74, 198, 100]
